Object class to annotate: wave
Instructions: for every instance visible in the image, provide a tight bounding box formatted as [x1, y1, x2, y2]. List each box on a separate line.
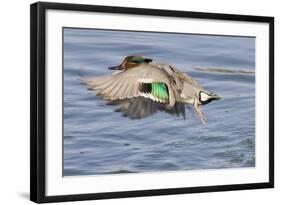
[193, 67, 255, 74]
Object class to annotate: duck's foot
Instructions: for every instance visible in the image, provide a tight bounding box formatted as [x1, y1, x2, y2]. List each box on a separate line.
[194, 100, 206, 124]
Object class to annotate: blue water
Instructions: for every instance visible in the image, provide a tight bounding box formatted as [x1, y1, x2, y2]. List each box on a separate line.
[63, 28, 255, 176]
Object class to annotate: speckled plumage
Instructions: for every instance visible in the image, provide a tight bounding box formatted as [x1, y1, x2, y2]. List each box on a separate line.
[82, 56, 222, 123]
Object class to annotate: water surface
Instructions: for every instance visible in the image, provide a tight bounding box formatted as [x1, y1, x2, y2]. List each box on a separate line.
[63, 28, 255, 176]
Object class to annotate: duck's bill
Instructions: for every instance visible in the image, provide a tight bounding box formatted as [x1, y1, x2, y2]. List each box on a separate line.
[108, 65, 122, 70]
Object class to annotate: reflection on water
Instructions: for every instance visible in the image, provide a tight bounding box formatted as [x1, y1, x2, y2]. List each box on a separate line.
[63, 28, 255, 176]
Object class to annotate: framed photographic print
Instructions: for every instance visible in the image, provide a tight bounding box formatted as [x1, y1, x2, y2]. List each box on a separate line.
[30, 2, 274, 203]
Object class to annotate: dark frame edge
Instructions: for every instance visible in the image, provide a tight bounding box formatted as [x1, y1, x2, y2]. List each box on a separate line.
[30, 2, 47, 203]
[268, 17, 274, 188]
[30, 1, 274, 203]
[30, 2, 39, 203]
[35, 1, 274, 22]
[40, 182, 273, 203]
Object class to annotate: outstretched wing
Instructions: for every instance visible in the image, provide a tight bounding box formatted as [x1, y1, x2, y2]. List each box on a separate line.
[81, 64, 175, 106]
[108, 97, 185, 119]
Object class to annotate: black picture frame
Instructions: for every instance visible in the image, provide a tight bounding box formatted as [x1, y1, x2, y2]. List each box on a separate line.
[30, 1, 274, 203]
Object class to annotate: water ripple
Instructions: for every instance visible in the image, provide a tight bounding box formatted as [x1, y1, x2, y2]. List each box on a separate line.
[63, 28, 255, 176]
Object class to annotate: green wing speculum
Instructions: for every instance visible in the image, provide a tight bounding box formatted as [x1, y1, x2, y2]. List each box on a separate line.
[139, 82, 169, 103]
[152, 82, 169, 101]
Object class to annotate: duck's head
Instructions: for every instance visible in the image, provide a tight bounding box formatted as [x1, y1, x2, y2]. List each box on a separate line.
[108, 56, 153, 70]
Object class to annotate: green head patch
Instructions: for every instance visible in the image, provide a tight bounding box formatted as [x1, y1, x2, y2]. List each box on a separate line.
[127, 56, 152, 64]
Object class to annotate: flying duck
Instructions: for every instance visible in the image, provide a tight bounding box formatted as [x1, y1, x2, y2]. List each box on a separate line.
[81, 56, 221, 123]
